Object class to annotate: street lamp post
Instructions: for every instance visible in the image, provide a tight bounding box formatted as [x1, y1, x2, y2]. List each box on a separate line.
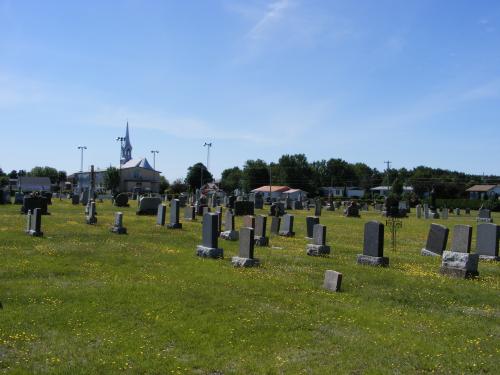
[150, 150, 159, 171]
[77, 146, 87, 172]
[203, 142, 212, 185]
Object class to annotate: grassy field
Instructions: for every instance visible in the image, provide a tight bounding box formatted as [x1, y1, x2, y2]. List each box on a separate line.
[0, 200, 499, 374]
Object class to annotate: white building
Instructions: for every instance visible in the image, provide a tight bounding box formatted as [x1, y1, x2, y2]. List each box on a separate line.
[370, 185, 413, 197]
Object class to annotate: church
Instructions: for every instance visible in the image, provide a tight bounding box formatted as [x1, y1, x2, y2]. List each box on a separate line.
[73, 123, 161, 194]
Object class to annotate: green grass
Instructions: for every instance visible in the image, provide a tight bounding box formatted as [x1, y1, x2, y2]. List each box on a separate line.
[0, 200, 499, 374]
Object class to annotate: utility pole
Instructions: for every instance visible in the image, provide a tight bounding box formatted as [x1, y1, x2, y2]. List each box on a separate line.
[269, 163, 272, 203]
[203, 142, 212, 184]
[384, 160, 392, 191]
[150, 150, 159, 171]
[77, 146, 87, 172]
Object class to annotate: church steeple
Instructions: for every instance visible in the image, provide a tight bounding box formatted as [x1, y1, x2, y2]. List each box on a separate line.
[121, 122, 133, 165]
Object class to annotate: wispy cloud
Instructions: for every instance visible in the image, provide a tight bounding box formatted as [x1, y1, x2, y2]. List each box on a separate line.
[247, 0, 293, 40]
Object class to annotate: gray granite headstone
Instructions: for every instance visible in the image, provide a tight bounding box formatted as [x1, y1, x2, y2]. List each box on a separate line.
[416, 204, 422, 219]
[157, 204, 167, 225]
[86, 201, 97, 224]
[323, 270, 342, 292]
[232, 227, 260, 267]
[137, 197, 162, 215]
[476, 223, 499, 260]
[305, 216, 320, 239]
[270, 216, 281, 235]
[26, 208, 43, 237]
[477, 208, 492, 223]
[110, 212, 127, 234]
[220, 210, 238, 240]
[243, 215, 255, 229]
[279, 214, 295, 237]
[166, 199, 182, 229]
[184, 206, 196, 221]
[254, 215, 268, 246]
[440, 251, 479, 278]
[450, 225, 472, 253]
[196, 213, 223, 258]
[357, 221, 388, 266]
[306, 224, 330, 256]
[314, 200, 322, 217]
[421, 223, 449, 256]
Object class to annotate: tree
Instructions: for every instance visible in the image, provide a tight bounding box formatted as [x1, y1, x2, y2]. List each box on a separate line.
[242, 159, 269, 192]
[159, 176, 170, 193]
[170, 178, 188, 195]
[220, 167, 242, 193]
[185, 163, 213, 190]
[8, 170, 18, 179]
[391, 177, 404, 198]
[277, 154, 313, 192]
[29, 166, 59, 183]
[18, 170, 27, 177]
[104, 167, 120, 193]
[57, 171, 67, 184]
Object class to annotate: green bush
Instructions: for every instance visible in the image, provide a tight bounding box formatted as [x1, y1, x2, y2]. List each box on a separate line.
[435, 199, 484, 210]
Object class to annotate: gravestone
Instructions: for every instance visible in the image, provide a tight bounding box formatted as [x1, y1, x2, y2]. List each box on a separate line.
[196, 213, 224, 258]
[291, 200, 303, 210]
[421, 223, 449, 256]
[441, 208, 448, 220]
[270, 202, 285, 217]
[254, 215, 269, 246]
[184, 206, 196, 221]
[26, 208, 43, 237]
[80, 190, 89, 206]
[202, 206, 211, 216]
[328, 195, 335, 211]
[243, 215, 255, 229]
[167, 199, 182, 229]
[234, 201, 254, 216]
[416, 204, 422, 219]
[232, 227, 260, 267]
[14, 192, 24, 205]
[323, 270, 342, 292]
[71, 194, 80, 205]
[356, 221, 389, 266]
[85, 201, 97, 224]
[270, 216, 281, 235]
[254, 194, 264, 210]
[344, 201, 360, 217]
[137, 197, 161, 215]
[279, 214, 295, 237]
[0, 190, 11, 204]
[450, 225, 472, 253]
[110, 212, 127, 234]
[156, 204, 167, 226]
[305, 216, 320, 240]
[114, 193, 129, 207]
[465, 207, 471, 215]
[220, 210, 238, 240]
[314, 200, 322, 217]
[215, 210, 222, 235]
[440, 251, 479, 278]
[454, 208, 460, 216]
[21, 196, 49, 215]
[424, 204, 430, 219]
[476, 223, 499, 260]
[227, 195, 236, 209]
[306, 224, 331, 256]
[477, 207, 492, 223]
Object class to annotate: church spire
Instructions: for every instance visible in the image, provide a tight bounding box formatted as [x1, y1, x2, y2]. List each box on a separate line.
[120, 122, 133, 165]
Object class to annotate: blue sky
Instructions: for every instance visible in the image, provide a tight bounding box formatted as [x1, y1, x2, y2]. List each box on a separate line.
[0, 0, 499, 180]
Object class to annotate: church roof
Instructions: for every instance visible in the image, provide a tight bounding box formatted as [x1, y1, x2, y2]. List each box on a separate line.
[121, 158, 155, 171]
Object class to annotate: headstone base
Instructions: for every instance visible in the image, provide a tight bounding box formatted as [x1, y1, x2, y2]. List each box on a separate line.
[231, 256, 260, 267]
[278, 231, 295, 237]
[220, 230, 239, 241]
[254, 236, 269, 246]
[136, 209, 157, 215]
[479, 255, 500, 261]
[421, 248, 441, 257]
[110, 226, 127, 234]
[439, 266, 479, 279]
[86, 217, 97, 225]
[323, 270, 342, 292]
[196, 246, 223, 259]
[27, 230, 43, 237]
[356, 254, 389, 267]
[477, 218, 493, 223]
[166, 223, 182, 229]
[306, 244, 331, 256]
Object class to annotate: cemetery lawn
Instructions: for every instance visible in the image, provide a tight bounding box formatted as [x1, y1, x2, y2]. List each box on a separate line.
[1, 201, 499, 374]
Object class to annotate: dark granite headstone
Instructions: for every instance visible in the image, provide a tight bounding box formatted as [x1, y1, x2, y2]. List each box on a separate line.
[254, 215, 268, 246]
[21, 196, 49, 215]
[220, 210, 238, 240]
[14, 192, 24, 205]
[476, 223, 499, 260]
[477, 208, 492, 223]
[314, 200, 322, 217]
[306, 224, 330, 256]
[137, 197, 161, 215]
[356, 221, 388, 266]
[114, 193, 129, 207]
[234, 201, 254, 216]
[157, 204, 167, 225]
[421, 223, 449, 256]
[450, 225, 472, 253]
[71, 194, 80, 205]
[196, 213, 223, 258]
[305, 216, 320, 239]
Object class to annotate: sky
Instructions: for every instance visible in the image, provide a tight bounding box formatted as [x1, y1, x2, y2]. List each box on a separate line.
[0, 0, 499, 180]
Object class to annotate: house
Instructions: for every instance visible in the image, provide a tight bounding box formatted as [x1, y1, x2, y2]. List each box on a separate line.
[370, 186, 413, 197]
[119, 158, 161, 193]
[251, 186, 290, 200]
[319, 186, 366, 198]
[466, 185, 500, 200]
[283, 188, 307, 200]
[17, 176, 52, 192]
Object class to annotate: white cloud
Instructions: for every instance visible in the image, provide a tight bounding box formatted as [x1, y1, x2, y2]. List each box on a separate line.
[247, 0, 293, 40]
